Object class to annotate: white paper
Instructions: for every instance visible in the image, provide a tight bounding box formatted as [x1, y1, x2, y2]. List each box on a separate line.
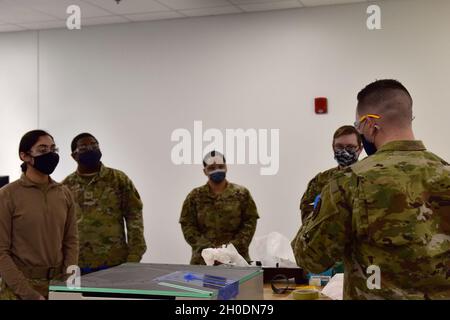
[201, 243, 249, 267]
[321, 273, 344, 300]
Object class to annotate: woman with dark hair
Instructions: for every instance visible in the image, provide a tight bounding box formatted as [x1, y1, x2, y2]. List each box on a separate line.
[0, 130, 78, 300]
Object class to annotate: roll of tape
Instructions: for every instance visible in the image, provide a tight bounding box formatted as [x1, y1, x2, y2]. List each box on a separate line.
[292, 289, 320, 300]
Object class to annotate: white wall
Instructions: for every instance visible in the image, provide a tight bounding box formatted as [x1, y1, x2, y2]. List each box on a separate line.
[0, 32, 37, 180]
[1, 0, 449, 264]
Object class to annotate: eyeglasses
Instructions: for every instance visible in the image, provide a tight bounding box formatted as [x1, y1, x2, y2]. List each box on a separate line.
[75, 143, 99, 153]
[354, 114, 381, 128]
[334, 145, 359, 152]
[270, 274, 296, 294]
[205, 164, 226, 172]
[30, 145, 59, 156]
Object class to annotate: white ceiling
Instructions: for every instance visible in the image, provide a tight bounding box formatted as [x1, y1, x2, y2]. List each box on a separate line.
[0, 0, 373, 33]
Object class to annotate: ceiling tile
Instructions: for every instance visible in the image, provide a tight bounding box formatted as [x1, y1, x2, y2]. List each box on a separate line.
[0, 0, 56, 23]
[82, 0, 170, 15]
[125, 11, 184, 22]
[0, 0, 372, 32]
[14, 0, 112, 19]
[16, 19, 66, 30]
[0, 23, 27, 32]
[181, 6, 242, 17]
[230, 0, 293, 4]
[81, 15, 130, 26]
[157, 0, 232, 11]
[300, 0, 366, 6]
[239, 0, 303, 12]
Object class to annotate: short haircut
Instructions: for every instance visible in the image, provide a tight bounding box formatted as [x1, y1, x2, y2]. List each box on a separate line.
[357, 79, 413, 126]
[333, 125, 362, 147]
[71, 133, 98, 152]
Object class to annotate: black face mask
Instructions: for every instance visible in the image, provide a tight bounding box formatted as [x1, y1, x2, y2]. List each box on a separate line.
[361, 134, 377, 156]
[78, 149, 102, 168]
[32, 152, 60, 175]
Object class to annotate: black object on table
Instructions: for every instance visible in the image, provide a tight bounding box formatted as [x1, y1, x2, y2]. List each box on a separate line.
[263, 266, 307, 285]
[0, 176, 9, 188]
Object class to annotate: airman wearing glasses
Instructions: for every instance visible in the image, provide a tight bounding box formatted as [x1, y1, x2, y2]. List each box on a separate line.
[292, 79, 450, 299]
[0, 130, 78, 300]
[298, 125, 363, 223]
[62, 133, 146, 274]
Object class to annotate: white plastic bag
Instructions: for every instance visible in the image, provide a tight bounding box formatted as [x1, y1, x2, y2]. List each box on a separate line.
[201, 243, 249, 267]
[252, 232, 297, 267]
[321, 273, 344, 300]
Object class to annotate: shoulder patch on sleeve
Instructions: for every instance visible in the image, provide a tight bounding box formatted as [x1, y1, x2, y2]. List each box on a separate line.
[329, 179, 339, 194]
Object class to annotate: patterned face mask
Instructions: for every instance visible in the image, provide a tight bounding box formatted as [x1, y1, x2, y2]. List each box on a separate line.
[334, 148, 359, 167]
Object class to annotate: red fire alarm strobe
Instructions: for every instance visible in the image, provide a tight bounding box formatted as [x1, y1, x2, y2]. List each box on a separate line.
[315, 97, 328, 114]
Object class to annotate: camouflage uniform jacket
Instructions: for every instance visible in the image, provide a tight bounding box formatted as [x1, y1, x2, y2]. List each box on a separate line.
[300, 167, 341, 222]
[63, 164, 146, 270]
[292, 141, 450, 299]
[180, 182, 259, 265]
